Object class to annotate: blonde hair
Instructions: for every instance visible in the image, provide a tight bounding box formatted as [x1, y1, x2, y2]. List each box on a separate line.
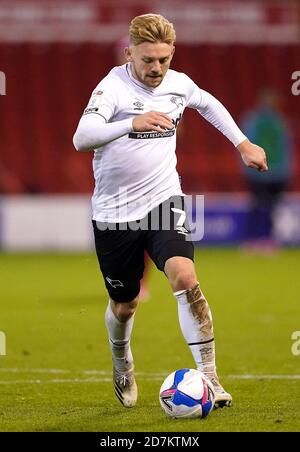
[129, 14, 176, 46]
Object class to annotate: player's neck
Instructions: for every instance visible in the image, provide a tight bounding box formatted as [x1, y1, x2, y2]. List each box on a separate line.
[127, 63, 159, 92]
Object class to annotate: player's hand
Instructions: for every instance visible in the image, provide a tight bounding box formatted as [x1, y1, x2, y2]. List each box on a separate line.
[237, 139, 268, 172]
[132, 111, 174, 132]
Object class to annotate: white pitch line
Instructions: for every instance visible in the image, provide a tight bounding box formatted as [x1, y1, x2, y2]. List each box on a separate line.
[0, 368, 165, 377]
[0, 368, 71, 374]
[0, 377, 165, 385]
[0, 369, 300, 385]
[226, 374, 300, 380]
[0, 377, 113, 385]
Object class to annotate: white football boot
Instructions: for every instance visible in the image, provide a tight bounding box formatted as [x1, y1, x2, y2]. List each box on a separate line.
[113, 364, 138, 408]
[208, 373, 232, 408]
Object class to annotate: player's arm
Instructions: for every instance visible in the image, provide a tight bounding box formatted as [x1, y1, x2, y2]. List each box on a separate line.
[237, 139, 268, 172]
[188, 85, 268, 172]
[73, 114, 132, 151]
[73, 111, 173, 152]
[73, 82, 130, 152]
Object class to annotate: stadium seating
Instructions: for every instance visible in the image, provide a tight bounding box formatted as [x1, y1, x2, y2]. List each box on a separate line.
[0, 43, 299, 194]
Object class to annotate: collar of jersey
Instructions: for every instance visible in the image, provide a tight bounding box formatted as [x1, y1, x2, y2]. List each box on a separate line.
[126, 63, 162, 94]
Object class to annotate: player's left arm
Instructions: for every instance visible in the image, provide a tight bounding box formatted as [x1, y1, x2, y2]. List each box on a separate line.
[237, 139, 268, 172]
[186, 82, 268, 172]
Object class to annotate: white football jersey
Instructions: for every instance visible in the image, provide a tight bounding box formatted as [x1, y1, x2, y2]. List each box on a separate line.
[81, 64, 246, 222]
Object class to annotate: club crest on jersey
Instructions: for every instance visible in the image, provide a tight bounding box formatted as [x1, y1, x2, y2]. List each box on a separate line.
[133, 101, 144, 111]
[170, 96, 184, 108]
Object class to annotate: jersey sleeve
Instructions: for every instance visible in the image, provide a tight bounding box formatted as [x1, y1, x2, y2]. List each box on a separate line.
[185, 75, 247, 147]
[82, 77, 117, 122]
[185, 75, 206, 110]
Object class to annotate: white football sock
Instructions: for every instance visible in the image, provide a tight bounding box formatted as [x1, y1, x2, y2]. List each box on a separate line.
[105, 300, 134, 372]
[174, 283, 216, 378]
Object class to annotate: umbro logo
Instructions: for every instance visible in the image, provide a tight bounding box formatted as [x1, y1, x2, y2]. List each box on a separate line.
[133, 101, 144, 111]
[170, 96, 184, 108]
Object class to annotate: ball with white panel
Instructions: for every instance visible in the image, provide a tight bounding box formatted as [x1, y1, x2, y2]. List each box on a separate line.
[159, 368, 215, 419]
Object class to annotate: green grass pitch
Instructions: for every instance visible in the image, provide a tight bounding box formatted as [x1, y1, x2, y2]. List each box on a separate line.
[1, 249, 300, 432]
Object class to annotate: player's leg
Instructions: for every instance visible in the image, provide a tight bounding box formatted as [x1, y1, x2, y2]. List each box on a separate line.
[164, 256, 232, 408]
[146, 196, 232, 408]
[105, 296, 138, 408]
[93, 220, 144, 407]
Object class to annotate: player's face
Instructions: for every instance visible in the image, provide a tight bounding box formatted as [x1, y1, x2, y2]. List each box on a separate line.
[126, 41, 175, 88]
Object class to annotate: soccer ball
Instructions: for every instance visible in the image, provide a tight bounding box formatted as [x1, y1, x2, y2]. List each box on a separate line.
[159, 368, 215, 419]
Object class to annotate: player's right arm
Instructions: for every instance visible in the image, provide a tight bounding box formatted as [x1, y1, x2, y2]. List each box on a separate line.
[73, 111, 173, 152]
[73, 111, 174, 152]
[73, 115, 132, 152]
[73, 79, 173, 152]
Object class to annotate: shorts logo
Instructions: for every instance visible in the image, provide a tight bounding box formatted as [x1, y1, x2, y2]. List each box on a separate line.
[176, 226, 189, 236]
[106, 277, 124, 288]
[171, 207, 189, 236]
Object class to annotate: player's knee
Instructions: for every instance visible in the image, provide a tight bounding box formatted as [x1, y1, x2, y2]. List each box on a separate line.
[110, 297, 138, 322]
[172, 269, 197, 291]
